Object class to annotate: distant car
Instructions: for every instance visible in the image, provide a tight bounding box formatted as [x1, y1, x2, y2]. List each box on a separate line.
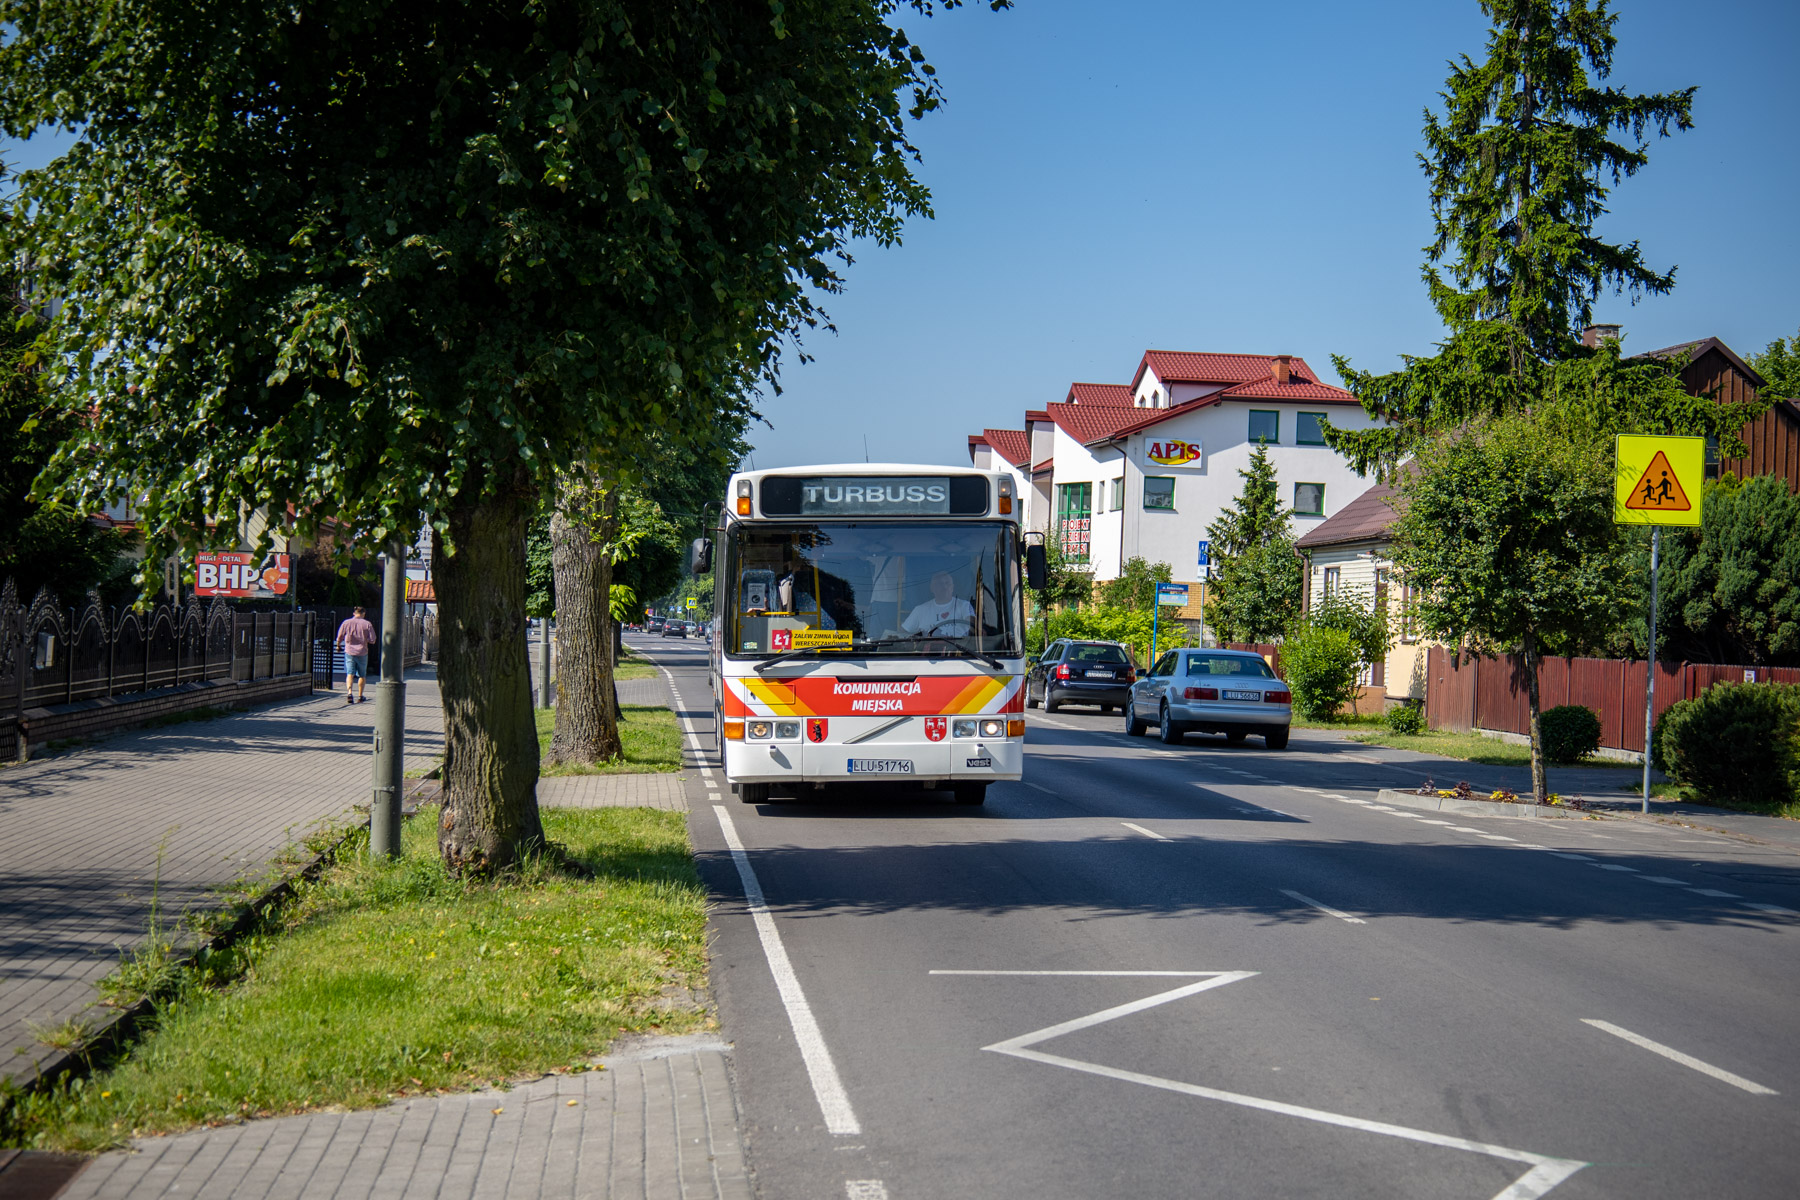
[646, 618, 665, 633]
[1026, 638, 1136, 713]
[662, 620, 688, 638]
[1126, 647, 1291, 748]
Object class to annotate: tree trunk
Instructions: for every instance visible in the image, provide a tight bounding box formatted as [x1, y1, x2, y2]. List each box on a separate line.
[547, 477, 623, 764]
[1522, 629, 1548, 804]
[434, 481, 545, 874]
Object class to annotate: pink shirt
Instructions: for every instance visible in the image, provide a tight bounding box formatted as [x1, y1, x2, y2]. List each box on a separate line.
[337, 617, 376, 656]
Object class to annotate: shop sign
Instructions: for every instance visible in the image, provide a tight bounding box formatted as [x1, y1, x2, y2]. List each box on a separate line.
[1145, 439, 1201, 466]
[196, 552, 291, 597]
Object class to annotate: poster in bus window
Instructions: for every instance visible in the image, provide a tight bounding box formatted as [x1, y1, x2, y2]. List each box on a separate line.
[195, 551, 291, 598]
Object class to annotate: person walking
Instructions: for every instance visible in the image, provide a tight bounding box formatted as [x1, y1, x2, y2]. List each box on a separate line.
[334, 606, 377, 704]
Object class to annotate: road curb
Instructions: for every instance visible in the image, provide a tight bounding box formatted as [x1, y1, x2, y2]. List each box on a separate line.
[1373, 788, 1601, 820]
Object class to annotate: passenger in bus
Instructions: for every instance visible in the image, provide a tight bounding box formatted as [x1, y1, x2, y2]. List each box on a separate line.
[900, 570, 975, 637]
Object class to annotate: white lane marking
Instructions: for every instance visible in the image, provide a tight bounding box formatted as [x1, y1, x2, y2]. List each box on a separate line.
[1478, 834, 1518, 842]
[712, 806, 861, 1136]
[932, 970, 1227, 977]
[1516, 844, 1547, 850]
[1638, 875, 1688, 886]
[845, 1182, 888, 1200]
[1593, 864, 1637, 872]
[1688, 888, 1741, 898]
[1417, 820, 1456, 826]
[1446, 826, 1483, 834]
[1029, 715, 1087, 730]
[1548, 852, 1592, 861]
[1279, 889, 1367, 925]
[1024, 781, 1058, 796]
[1368, 805, 1398, 812]
[1122, 822, 1170, 841]
[1320, 793, 1350, 800]
[1339, 798, 1373, 806]
[1743, 902, 1800, 916]
[1581, 1020, 1778, 1095]
[703, 778, 719, 790]
[952, 972, 1587, 1199]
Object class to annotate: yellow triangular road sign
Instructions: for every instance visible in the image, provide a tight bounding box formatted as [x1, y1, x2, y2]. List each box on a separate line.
[1624, 450, 1692, 512]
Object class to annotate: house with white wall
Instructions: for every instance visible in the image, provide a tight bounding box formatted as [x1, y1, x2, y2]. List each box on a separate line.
[966, 428, 1034, 528]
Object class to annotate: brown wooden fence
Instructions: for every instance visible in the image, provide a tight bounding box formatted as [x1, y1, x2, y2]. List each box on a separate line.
[1423, 645, 1800, 754]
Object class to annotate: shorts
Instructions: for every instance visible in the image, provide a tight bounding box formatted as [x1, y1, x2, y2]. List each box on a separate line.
[346, 653, 368, 679]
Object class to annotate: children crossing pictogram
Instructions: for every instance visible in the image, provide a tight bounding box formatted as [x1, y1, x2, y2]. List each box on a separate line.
[1624, 450, 1692, 511]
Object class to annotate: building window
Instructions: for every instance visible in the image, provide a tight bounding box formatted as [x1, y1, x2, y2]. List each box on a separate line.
[1322, 566, 1341, 598]
[1293, 482, 1325, 516]
[1056, 482, 1092, 563]
[1143, 476, 1175, 510]
[1705, 434, 1721, 481]
[1110, 477, 1124, 511]
[1249, 410, 1279, 445]
[1297, 412, 1328, 446]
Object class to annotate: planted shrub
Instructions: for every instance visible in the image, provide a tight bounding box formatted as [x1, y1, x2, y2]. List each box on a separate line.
[1282, 625, 1361, 721]
[1385, 702, 1426, 735]
[1660, 683, 1800, 810]
[1539, 704, 1602, 764]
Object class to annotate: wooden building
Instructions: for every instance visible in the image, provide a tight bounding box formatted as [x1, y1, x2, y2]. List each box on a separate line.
[1637, 335, 1800, 490]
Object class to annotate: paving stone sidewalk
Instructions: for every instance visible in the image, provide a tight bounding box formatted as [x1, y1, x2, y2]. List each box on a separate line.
[58, 1034, 751, 1200]
[0, 668, 446, 1087]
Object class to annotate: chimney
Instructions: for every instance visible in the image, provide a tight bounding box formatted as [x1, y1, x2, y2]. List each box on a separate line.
[1581, 324, 1622, 349]
[1271, 355, 1291, 385]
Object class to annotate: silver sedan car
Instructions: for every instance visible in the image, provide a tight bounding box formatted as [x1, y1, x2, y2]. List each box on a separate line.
[1124, 647, 1292, 748]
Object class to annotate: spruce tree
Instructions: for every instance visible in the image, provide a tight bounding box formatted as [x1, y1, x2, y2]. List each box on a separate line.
[1205, 446, 1300, 643]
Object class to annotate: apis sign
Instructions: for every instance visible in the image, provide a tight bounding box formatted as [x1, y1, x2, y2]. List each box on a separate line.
[1146, 439, 1201, 467]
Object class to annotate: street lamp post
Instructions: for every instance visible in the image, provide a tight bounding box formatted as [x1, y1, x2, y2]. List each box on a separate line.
[369, 540, 408, 859]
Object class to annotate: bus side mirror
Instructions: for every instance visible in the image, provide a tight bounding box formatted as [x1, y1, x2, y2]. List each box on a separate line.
[1025, 543, 1048, 591]
[689, 537, 712, 576]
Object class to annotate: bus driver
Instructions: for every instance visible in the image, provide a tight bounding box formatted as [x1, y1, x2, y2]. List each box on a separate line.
[901, 570, 975, 638]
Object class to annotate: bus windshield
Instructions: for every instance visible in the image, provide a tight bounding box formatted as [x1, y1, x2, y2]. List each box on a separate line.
[726, 521, 1021, 658]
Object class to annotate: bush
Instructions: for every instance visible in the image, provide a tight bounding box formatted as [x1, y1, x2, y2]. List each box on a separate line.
[1385, 702, 1425, 735]
[1539, 704, 1602, 764]
[1660, 683, 1800, 810]
[1282, 625, 1361, 721]
[1028, 604, 1189, 666]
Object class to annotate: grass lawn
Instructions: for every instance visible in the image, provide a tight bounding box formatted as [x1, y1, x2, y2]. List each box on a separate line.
[1342, 727, 1640, 769]
[614, 651, 657, 682]
[6, 807, 707, 1152]
[536, 705, 682, 776]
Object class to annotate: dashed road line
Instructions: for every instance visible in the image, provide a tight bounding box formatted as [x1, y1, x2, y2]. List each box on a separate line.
[1593, 864, 1637, 872]
[1689, 888, 1741, 898]
[1582, 1019, 1778, 1096]
[1123, 822, 1170, 842]
[1279, 889, 1367, 925]
[1638, 875, 1687, 885]
[1743, 902, 1799, 916]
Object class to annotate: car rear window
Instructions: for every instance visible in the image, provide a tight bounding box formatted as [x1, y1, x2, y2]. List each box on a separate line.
[1069, 644, 1130, 665]
[1185, 653, 1275, 678]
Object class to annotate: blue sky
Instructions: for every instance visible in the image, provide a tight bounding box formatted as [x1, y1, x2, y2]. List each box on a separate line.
[7, 1, 1794, 473]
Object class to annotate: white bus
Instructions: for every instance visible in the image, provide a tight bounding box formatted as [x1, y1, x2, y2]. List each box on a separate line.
[695, 464, 1045, 807]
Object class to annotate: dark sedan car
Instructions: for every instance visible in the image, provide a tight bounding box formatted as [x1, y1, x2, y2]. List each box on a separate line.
[662, 620, 689, 638]
[1025, 639, 1137, 713]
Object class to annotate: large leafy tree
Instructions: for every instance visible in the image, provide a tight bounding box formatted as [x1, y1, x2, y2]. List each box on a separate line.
[1205, 445, 1300, 642]
[1096, 556, 1172, 611]
[1393, 416, 1629, 801]
[1324, 0, 1753, 477]
[1, 0, 999, 871]
[1749, 326, 1800, 401]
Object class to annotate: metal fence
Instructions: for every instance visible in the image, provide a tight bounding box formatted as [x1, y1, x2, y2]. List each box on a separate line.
[0, 578, 320, 744]
[309, 606, 428, 689]
[1422, 645, 1800, 754]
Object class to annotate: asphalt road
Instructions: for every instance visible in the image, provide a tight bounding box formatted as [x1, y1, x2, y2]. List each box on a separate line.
[629, 635, 1800, 1200]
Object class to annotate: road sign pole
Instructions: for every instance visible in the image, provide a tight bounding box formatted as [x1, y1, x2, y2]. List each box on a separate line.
[1642, 527, 1660, 812]
[538, 616, 553, 709]
[1150, 596, 1160, 664]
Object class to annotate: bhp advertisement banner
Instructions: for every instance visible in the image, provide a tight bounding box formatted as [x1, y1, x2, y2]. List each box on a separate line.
[196, 552, 291, 598]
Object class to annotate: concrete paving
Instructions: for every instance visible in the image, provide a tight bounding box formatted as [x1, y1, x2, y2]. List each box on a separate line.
[0, 668, 445, 1087]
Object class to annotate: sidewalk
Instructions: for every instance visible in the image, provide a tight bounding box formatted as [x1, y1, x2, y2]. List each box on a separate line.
[0, 668, 446, 1088]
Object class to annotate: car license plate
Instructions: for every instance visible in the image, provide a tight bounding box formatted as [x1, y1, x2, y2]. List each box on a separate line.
[1086, 669, 1113, 679]
[1224, 689, 1261, 701]
[965, 756, 993, 768]
[847, 759, 914, 774]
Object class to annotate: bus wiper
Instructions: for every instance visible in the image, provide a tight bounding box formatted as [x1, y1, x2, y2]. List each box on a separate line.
[754, 637, 1003, 672]
[753, 644, 856, 672]
[927, 643, 1006, 671]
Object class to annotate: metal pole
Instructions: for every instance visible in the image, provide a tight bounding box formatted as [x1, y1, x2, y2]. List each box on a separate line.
[370, 541, 407, 859]
[1641, 526, 1660, 812]
[1151, 595, 1160, 664]
[538, 615, 553, 708]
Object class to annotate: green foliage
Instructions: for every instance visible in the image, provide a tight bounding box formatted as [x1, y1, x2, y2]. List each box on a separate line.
[1026, 604, 1188, 667]
[525, 509, 555, 619]
[0, 0, 990, 577]
[1097, 557, 1172, 611]
[1749, 325, 1800, 401]
[1539, 704, 1602, 763]
[1621, 475, 1800, 666]
[1660, 683, 1800, 811]
[1384, 702, 1426, 735]
[535, 705, 682, 776]
[1305, 588, 1391, 667]
[1281, 624, 1361, 721]
[1038, 527, 1095, 610]
[1205, 446, 1300, 642]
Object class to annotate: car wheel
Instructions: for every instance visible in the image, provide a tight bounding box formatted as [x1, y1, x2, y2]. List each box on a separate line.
[1044, 693, 1060, 714]
[1226, 731, 1248, 745]
[1264, 728, 1290, 750]
[1124, 699, 1148, 737]
[1026, 682, 1040, 710]
[738, 782, 771, 804]
[953, 782, 987, 807]
[1158, 703, 1184, 745]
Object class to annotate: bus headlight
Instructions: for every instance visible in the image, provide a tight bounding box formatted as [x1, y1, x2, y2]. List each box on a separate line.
[980, 718, 1005, 738]
[747, 719, 774, 740]
[775, 721, 800, 740]
[952, 719, 977, 738]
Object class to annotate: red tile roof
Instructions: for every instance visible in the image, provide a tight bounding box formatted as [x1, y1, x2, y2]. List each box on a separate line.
[1032, 458, 1054, 474]
[1213, 376, 1359, 403]
[1130, 350, 1325, 392]
[980, 428, 1031, 468]
[1065, 382, 1135, 406]
[1045, 401, 1146, 446]
[405, 578, 437, 603]
[1024, 409, 1052, 423]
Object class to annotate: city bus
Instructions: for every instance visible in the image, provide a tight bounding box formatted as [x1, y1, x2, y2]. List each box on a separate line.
[695, 464, 1045, 807]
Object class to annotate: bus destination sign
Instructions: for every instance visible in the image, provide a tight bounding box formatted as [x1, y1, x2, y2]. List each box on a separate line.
[759, 475, 989, 517]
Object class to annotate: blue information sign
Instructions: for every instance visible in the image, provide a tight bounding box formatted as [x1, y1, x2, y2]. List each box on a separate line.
[1196, 540, 1210, 567]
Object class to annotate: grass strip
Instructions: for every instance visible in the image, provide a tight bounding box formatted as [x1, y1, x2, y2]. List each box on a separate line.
[4, 806, 707, 1153]
[536, 705, 682, 776]
[1344, 728, 1639, 768]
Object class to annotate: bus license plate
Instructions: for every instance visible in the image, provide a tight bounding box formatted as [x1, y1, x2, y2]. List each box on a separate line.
[848, 758, 913, 774]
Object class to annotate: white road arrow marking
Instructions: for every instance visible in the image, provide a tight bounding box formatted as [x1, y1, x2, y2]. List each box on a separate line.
[937, 970, 1588, 1200]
